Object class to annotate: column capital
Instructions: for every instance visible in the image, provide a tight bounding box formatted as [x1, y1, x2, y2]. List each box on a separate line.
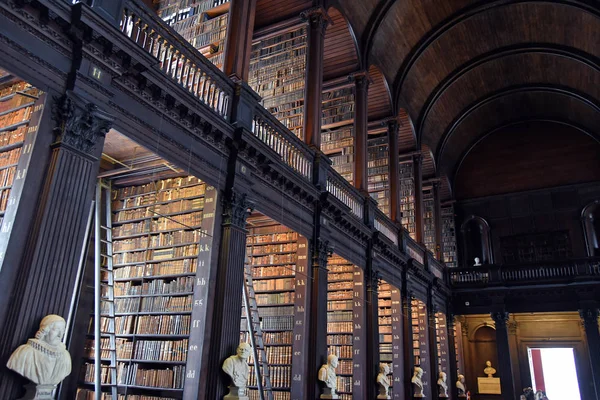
[222, 191, 253, 228]
[349, 71, 371, 92]
[412, 152, 423, 165]
[579, 308, 600, 325]
[491, 311, 510, 326]
[313, 238, 333, 268]
[52, 91, 113, 157]
[300, 6, 331, 33]
[383, 116, 399, 131]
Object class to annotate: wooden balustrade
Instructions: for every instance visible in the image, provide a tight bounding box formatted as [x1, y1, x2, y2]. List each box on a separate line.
[374, 208, 398, 245]
[326, 171, 364, 220]
[406, 240, 425, 266]
[252, 107, 313, 181]
[120, 0, 234, 120]
[428, 253, 445, 280]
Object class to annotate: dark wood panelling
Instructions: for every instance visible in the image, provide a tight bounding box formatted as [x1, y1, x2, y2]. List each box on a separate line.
[441, 91, 600, 180]
[454, 121, 600, 200]
[323, 8, 359, 80]
[254, 0, 312, 28]
[421, 143, 435, 178]
[335, 0, 381, 45]
[398, 108, 416, 152]
[367, 64, 392, 120]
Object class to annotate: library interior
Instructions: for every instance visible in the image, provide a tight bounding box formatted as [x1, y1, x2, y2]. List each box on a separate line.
[0, 1, 599, 400]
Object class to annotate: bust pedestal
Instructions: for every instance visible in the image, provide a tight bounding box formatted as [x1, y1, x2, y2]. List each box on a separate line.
[320, 387, 339, 399]
[377, 391, 391, 399]
[18, 383, 56, 400]
[224, 386, 249, 400]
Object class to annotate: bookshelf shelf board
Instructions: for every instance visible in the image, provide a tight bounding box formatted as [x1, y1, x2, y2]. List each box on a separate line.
[118, 385, 183, 393]
[252, 303, 294, 307]
[0, 93, 17, 102]
[146, 255, 198, 264]
[258, 328, 296, 333]
[79, 381, 117, 388]
[118, 359, 187, 365]
[0, 141, 24, 154]
[245, 239, 297, 246]
[253, 288, 295, 294]
[247, 386, 291, 391]
[249, 250, 297, 256]
[250, 262, 297, 268]
[114, 334, 190, 339]
[250, 275, 296, 281]
[0, 162, 19, 172]
[327, 278, 354, 283]
[114, 311, 192, 316]
[326, 288, 354, 293]
[321, 119, 355, 131]
[113, 225, 203, 240]
[114, 184, 205, 201]
[261, 342, 293, 347]
[0, 102, 34, 117]
[248, 363, 293, 367]
[0, 120, 29, 133]
[112, 208, 204, 226]
[326, 331, 354, 335]
[115, 292, 195, 299]
[113, 248, 148, 254]
[114, 261, 146, 268]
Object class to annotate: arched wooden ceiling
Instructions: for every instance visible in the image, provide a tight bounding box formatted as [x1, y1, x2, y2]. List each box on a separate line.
[367, 64, 392, 120]
[398, 108, 416, 152]
[333, 0, 600, 191]
[254, 0, 312, 28]
[323, 8, 360, 80]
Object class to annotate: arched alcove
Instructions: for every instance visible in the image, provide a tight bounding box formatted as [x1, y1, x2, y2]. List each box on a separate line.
[461, 216, 493, 266]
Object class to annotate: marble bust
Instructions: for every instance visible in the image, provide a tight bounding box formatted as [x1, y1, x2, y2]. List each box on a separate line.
[411, 366, 424, 398]
[484, 360, 496, 377]
[473, 257, 482, 266]
[318, 354, 339, 399]
[457, 374, 467, 397]
[376, 363, 391, 399]
[223, 342, 251, 399]
[438, 371, 449, 398]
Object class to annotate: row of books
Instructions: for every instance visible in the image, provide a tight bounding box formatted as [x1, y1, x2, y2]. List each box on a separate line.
[248, 391, 290, 400]
[114, 295, 192, 313]
[336, 360, 353, 375]
[76, 389, 177, 400]
[327, 334, 353, 345]
[244, 315, 294, 331]
[82, 337, 130, 359]
[0, 165, 16, 187]
[253, 277, 294, 292]
[250, 254, 296, 266]
[0, 147, 21, 167]
[132, 339, 189, 362]
[0, 81, 37, 101]
[115, 188, 205, 210]
[328, 281, 353, 291]
[113, 213, 203, 237]
[114, 198, 204, 222]
[113, 178, 204, 198]
[117, 363, 185, 389]
[114, 259, 197, 279]
[327, 311, 352, 322]
[255, 292, 294, 306]
[327, 344, 352, 359]
[249, 346, 292, 365]
[248, 365, 291, 388]
[0, 106, 32, 128]
[336, 376, 352, 392]
[247, 305, 293, 317]
[252, 265, 296, 278]
[327, 290, 352, 301]
[327, 321, 353, 333]
[0, 187, 12, 212]
[250, 242, 297, 254]
[327, 300, 353, 311]
[0, 125, 26, 147]
[247, 231, 298, 244]
[115, 277, 194, 296]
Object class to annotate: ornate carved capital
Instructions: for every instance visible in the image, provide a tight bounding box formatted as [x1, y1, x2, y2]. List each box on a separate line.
[366, 267, 380, 290]
[314, 239, 333, 268]
[579, 308, 600, 325]
[508, 320, 518, 335]
[300, 7, 331, 34]
[52, 92, 113, 156]
[349, 71, 371, 93]
[222, 192, 253, 228]
[490, 311, 510, 327]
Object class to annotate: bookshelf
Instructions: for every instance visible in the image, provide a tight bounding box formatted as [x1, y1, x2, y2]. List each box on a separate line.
[378, 280, 402, 398]
[249, 27, 307, 139]
[441, 206, 457, 268]
[399, 160, 416, 239]
[241, 222, 309, 400]
[435, 312, 450, 380]
[368, 136, 390, 216]
[156, 0, 230, 70]
[322, 87, 355, 130]
[410, 298, 430, 392]
[423, 187, 436, 254]
[77, 176, 218, 400]
[0, 74, 44, 266]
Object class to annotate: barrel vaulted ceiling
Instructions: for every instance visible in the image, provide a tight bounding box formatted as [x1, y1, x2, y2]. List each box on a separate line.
[329, 0, 600, 192]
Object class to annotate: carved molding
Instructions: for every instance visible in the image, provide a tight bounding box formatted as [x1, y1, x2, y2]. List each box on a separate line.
[222, 191, 253, 228]
[52, 92, 113, 155]
[313, 239, 333, 268]
[579, 308, 600, 326]
[490, 311, 510, 327]
[300, 7, 331, 34]
[507, 320, 518, 335]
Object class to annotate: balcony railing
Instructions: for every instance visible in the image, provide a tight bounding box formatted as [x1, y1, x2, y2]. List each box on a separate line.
[428, 253, 446, 281]
[253, 106, 313, 181]
[406, 240, 425, 266]
[326, 171, 364, 220]
[450, 257, 600, 287]
[120, 0, 234, 120]
[374, 208, 398, 245]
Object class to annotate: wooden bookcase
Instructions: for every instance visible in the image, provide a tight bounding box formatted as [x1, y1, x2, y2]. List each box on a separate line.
[399, 160, 416, 239]
[441, 205, 457, 268]
[249, 27, 307, 139]
[410, 298, 431, 394]
[368, 136, 390, 216]
[0, 74, 45, 271]
[434, 312, 450, 382]
[378, 280, 402, 398]
[423, 187, 436, 254]
[157, 0, 230, 70]
[77, 176, 218, 400]
[241, 223, 309, 400]
[321, 87, 355, 185]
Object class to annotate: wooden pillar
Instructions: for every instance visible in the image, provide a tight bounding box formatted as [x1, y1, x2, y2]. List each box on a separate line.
[365, 260, 380, 399]
[387, 118, 401, 222]
[432, 181, 443, 260]
[490, 311, 516, 400]
[447, 313, 459, 400]
[0, 92, 113, 399]
[301, 7, 329, 148]
[354, 73, 369, 192]
[307, 238, 332, 399]
[203, 191, 252, 400]
[429, 297, 440, 400]
[403, 288, 414, 400]
[223, 0, 257, 81]
[580, 308, 600, 400]
[413, 154, 424, 243]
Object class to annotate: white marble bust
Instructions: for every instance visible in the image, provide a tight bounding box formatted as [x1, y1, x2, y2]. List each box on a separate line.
[7, 314, 72, 388]
[438, 371, 449, 398]
[223, 342, 251, 399]
[484, 360, 496, 377]
[457, 374, 467, 397]
[318, 354, 339, 399]
[376, 363, 391, 399]
[411, 366, 424, 398]
[473, 257, 482, 266]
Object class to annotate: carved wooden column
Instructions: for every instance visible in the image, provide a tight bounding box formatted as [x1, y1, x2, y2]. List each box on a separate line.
[580, 308, 600, 400]
[429, 296, 440, 400]
[413, 154, 424, 243]
[491, 311, 516, 400]
[203, 192, 252, 400]
[302, 7, 329, 148]
[353, 73, 369, 192]
[0, 92, 113, 398]
[507, 317, 521, 394]
[365, 262, 380, 399]
[224, 0, 257, 81]
[432, 181, 443, 260]
[447, 312, 459, 400]
[307, 238, 332, 399]
[387, 118, 401, 222]
[402, 287, 414, 400]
